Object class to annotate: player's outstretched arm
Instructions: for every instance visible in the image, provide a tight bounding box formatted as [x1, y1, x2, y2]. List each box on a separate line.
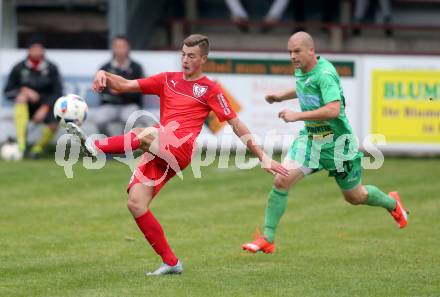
[265, 87, 297, 104]
[278, 100, 340, 123]
[92, 70, 141, 93]
[228, 117, 289, 176]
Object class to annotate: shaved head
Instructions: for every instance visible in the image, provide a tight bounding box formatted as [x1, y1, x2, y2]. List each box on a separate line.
[287, 31, 317, 72]
[288, 31, 314, 50]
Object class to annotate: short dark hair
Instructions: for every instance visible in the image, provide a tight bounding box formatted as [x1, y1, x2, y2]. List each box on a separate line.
[183, 34, 209, 55]
[113, 35, 130, 44]
[26, 34, 45, 48]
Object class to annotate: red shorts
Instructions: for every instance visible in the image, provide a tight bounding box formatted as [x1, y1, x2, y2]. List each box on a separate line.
[126, 127, 194, 197]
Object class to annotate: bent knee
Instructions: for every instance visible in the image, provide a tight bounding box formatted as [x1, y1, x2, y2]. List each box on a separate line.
[344, 192, 367, 205]
[344, 195, 363, 205]
[131, 128, 144, 136]
[133, 128, 157, 144]
[127, 196, 147, 214]
[343, 185, 368, 205]
[273, 176, 290, 191]
[15, 97, 28, 104]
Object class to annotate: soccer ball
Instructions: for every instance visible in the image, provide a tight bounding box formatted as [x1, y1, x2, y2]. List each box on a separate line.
[53, 94, 88, 127]
[0, 141, 23, 161]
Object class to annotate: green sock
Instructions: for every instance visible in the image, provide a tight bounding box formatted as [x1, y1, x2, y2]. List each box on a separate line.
[365, 185, 396, 211]
[263, 187, 289, 243]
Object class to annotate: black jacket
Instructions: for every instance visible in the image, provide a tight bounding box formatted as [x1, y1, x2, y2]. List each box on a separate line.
[99, 59, 145, 106]
[3, 59, 63, 106]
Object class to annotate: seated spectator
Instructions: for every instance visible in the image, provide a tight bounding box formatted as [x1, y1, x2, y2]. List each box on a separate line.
[95, 35, 145, 136]
[3, 40, 63, 159]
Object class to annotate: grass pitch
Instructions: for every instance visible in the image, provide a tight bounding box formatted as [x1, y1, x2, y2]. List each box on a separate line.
[1, 157, 439, 297]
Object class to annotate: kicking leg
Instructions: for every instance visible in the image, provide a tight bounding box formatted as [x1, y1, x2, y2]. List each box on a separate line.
[66, 124, 158, 157]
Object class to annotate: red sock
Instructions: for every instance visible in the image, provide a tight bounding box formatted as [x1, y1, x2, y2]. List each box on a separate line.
[135, 210, 178, 266]
[94, 132, 140, 154]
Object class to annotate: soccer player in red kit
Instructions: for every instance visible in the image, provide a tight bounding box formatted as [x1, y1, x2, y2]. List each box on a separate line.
[66, 34, 289, 275]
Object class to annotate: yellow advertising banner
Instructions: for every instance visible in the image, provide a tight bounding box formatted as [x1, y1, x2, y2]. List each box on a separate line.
[372, 70, 440, 143]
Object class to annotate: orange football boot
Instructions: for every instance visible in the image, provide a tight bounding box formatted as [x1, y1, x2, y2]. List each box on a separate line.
[242, 229, 275, 254]
[388, 191, 409, 229]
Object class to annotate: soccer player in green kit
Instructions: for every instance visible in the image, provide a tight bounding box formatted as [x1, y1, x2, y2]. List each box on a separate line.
[242, 32, 408, 254]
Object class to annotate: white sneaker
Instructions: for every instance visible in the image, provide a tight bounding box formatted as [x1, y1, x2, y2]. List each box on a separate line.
[145, 260, 183, 276]
[66, 122, 97, 157]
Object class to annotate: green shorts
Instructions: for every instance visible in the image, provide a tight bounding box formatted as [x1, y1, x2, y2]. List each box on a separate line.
[286, 134, 363, 190]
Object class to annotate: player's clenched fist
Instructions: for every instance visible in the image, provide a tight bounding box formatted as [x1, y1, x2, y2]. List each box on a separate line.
[93, 70, 107, 92]
[265, 93, 281, 104]
[278, 109, 301, 123]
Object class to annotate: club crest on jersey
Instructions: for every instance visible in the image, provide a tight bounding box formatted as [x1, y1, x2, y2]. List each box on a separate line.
[193, 83, 208, 98]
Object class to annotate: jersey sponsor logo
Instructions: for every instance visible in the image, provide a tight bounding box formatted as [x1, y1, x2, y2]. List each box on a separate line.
[305, 124, 332, 135]
[297, 92, 321, 107]
[217, 93, 231, 115]
[193, 83, 208, 98]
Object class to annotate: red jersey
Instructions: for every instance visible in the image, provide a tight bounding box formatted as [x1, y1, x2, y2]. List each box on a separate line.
[137, 72, 236, 142]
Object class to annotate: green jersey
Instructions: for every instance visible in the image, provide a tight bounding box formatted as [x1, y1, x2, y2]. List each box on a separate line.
[288, 56, 362, 190]
[295, 56, 353, 138]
